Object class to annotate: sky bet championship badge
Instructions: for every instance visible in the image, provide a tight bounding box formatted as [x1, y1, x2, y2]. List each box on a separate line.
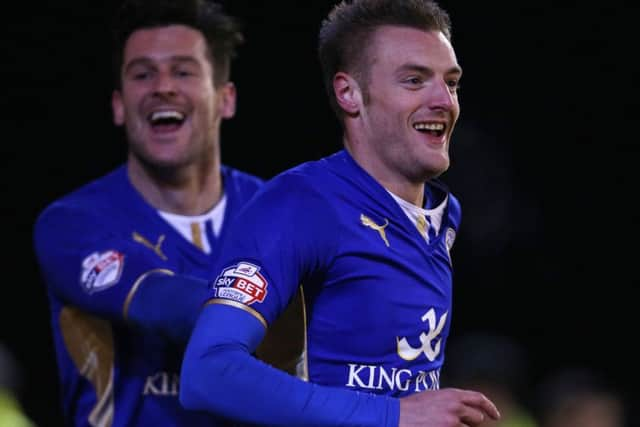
[213, 262, 268, 305]
[80, 250, 125, 293]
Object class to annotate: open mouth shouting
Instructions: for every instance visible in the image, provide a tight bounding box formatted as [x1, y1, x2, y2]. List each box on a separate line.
[147, 109, 186, 133]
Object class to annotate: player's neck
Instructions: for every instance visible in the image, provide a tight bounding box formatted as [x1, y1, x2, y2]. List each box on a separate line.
[382, 181, 424, 208]
[345, 143, 425, 207]
[127, 155, 223, 216]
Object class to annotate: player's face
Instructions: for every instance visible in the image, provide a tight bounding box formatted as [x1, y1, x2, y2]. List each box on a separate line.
[112, 25, 235, 169]
[358, 26, 461, 182]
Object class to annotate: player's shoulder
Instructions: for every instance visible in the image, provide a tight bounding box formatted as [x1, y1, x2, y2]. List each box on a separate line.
[34, 166, 127, 230]
[221, 164, 265, 193]
[237, 156, 340, 217]
[267, 151, 346, 189]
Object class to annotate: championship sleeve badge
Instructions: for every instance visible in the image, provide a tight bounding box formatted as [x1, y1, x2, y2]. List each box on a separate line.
[213, 262, 268, 305]
[80, 250, 125, 293]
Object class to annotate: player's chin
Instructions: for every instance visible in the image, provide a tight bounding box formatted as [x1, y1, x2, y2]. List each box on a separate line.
[142, 150, 192, 170]
[423, 156, 450, 179]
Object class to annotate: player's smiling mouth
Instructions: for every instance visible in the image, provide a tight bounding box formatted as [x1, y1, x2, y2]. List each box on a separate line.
[413, 122, 445, 137]
[148, 110, 186, 132]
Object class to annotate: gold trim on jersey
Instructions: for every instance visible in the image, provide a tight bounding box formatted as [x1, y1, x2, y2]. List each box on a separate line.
[189, 222, 204, 251]
[122, 269, 175, 320]
[298, 286, 309, 381]
[60, 307, 114, 427]
[256, 286, 308, 380]
[205, 298, 268, 329]
[416, 215, 428, 240]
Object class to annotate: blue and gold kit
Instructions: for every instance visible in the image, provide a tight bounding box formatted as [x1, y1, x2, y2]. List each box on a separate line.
[33, 165, 262, 426]
[210, 149, 461, 397]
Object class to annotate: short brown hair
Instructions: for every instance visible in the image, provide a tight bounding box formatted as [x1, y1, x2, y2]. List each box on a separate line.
[112, 0, 243, 89]
[318, 0, 452, 118]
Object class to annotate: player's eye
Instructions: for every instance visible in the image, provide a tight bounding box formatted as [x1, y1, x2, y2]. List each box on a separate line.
[447, 79, 460, 90]
[133, 72, 150, 80]
[174, 66, 199, 78]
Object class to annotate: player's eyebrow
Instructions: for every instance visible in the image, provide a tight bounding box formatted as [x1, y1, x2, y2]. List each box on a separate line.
[124, 55, 202, 71]
[396, 63, 463, 77]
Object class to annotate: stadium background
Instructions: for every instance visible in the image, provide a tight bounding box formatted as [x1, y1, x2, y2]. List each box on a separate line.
[2, 1, 636, 425]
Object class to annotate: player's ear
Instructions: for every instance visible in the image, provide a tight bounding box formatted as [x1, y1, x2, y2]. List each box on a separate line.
[219, 82, 237, 119]
[333, 72, 362, 116]
[112, 90, 125, 126]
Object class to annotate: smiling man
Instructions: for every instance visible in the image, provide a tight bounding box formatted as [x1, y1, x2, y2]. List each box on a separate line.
[179, 0, 501, 426]
[32, 0, 269, 425]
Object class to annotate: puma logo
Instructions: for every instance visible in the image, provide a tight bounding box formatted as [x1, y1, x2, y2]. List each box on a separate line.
[360, 214, 390, 247]
[132, 232, 168, 261]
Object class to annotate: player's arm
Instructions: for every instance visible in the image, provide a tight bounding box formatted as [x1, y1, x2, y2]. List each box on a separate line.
[180, 302, 400, 427]
[179, 174, 499, 426]
[179, 173, 398, 425]
[122, 270, 210, 342]
[180, 303, 500, 427]
[33, 203, 207, 342]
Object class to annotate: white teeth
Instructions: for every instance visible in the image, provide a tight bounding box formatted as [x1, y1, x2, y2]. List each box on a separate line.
[414, 123, 445, 131]
[150, 110, 185, 122]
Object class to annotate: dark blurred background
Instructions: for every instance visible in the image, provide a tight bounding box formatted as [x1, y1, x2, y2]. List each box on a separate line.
[3, 1, 637, 426]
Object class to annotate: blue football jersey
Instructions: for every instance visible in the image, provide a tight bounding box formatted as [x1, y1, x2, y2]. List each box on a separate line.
[210, 149, 461, 397]
[33, 164, 263, 426]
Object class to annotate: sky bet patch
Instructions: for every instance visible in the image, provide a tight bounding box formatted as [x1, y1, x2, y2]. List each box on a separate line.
[213, 262, 268, 305]
[80, 250, 124, 294]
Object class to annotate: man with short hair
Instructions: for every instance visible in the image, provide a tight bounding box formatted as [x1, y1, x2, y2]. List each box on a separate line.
[179, 0, 501, 426]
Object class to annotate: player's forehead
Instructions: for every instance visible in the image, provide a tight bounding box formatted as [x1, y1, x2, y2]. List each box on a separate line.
[366, 26, 458, 70]
[123, 24, 209, 66]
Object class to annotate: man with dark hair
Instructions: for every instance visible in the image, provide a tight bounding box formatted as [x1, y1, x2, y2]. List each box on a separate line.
[33, 0, 275, 425]
[179, 0, 501, 425]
